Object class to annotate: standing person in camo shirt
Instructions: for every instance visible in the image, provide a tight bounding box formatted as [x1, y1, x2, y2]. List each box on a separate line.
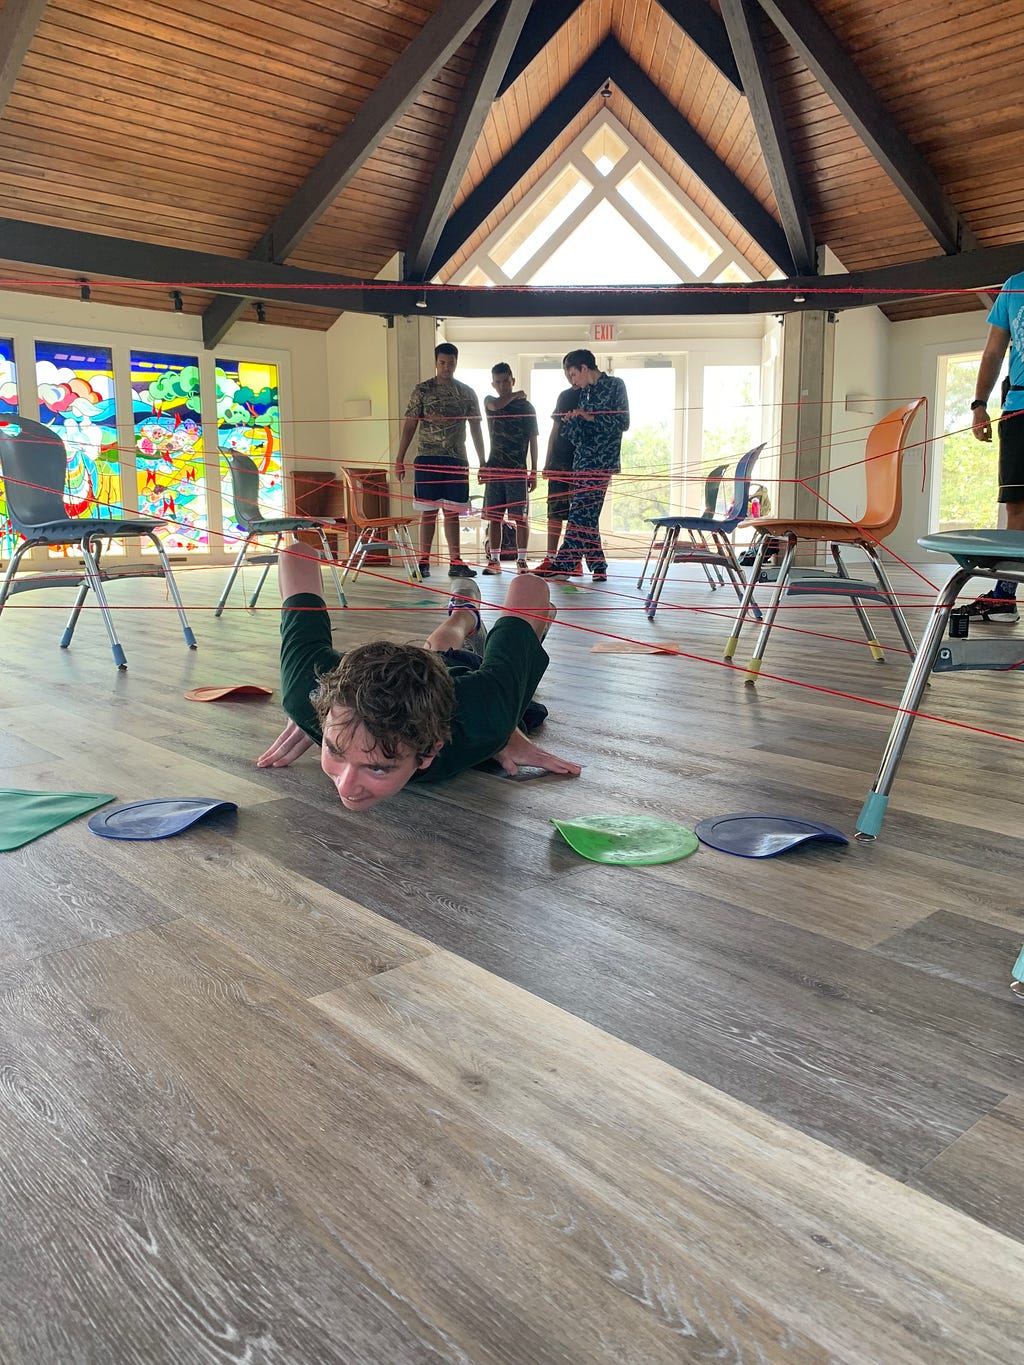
[534, 349, 629, 583]
[394, 341, 484, 579]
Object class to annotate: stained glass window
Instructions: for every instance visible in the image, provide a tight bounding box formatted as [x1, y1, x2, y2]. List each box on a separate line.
[36, 340, 121, 556]
[0, 338, 19, 559]
[130, 350, 208, 553]
[216, 358, 281, 548]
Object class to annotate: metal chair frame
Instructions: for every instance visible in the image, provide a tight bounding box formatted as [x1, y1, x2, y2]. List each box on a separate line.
[339, 467, 420, 583]
[0, 416, 195, 669]
[723, 400, 925, 684]
[215, 455, 346, 617]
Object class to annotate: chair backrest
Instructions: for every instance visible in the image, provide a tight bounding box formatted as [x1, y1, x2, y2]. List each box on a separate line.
[861, 398, 926, 535]
[0, 417, 73, 532]
[227, 453, 264, 528]
[340, 467, 389, 529]
[722, 443, 766, 522]
[701, 463, 729, 518]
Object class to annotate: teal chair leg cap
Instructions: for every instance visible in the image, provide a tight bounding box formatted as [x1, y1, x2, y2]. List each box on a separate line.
[184, 627, 197, 648]
[855, 790, 889, 841]
[1011, 944, 1024, 991]
[112, 644, 128, 669]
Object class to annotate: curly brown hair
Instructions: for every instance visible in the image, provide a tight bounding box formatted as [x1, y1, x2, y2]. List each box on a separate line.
[311, 641, 455, 762]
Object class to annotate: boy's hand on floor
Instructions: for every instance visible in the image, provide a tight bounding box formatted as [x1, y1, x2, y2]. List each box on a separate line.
[257, 719, 316, 768]
[494, 728, 582, 778]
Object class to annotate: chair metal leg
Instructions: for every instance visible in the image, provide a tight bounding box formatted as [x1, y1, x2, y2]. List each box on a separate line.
[248, 533, 281, 609]
[715, 533, 763, 621]
[724, 533, 773, 660]
[341, 531, 368, 584]
[215, 534, 254, 617]
[60, 576, 91, 647]
[637, 526, 660, 589]
[864, 545, 918, 657]
[398, 526, 420, 579]
[830, 546, 885, 662]
[743, 535, 799, 684]
[148, 531, 197, 647]
[855, 568, 970, 840]
[0, 541, 31, 615]
[78, 536, 127, 668]
[317, 527, 347, 608]
[644, 526, 679, 621]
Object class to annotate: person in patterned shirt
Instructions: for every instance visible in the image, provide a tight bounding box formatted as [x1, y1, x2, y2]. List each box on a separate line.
[534, 349, 629, 583]
[394, 342, 485, 579]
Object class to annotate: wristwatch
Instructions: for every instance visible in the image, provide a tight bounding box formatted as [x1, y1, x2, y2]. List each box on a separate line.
[970, 399, 988, 410]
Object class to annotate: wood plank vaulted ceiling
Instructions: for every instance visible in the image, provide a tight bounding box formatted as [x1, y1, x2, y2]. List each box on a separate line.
[0, 0, 1022, 341]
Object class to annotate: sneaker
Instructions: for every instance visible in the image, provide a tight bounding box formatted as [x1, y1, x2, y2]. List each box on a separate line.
[447, 580, 485, 653]
[516, 559, 529, 574]
[951, 594, 1020, 625]
[532, 558, 571, 580]
[482, 561, 502, 575]
[418, 561, 431, 579]
[448, 561, 477, 578]
[591, 570, 608, 583]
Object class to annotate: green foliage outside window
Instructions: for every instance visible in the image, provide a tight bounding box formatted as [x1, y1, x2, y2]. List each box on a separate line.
[940, 356, 999, 529]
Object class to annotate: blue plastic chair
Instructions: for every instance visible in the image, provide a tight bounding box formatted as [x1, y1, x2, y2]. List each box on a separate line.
[643, 444, 765, 622]
[857, 528, 1024, 841]
[636, 461, 728, 591]
[0, 416, 196, 669]
[215, 454, 347, 617]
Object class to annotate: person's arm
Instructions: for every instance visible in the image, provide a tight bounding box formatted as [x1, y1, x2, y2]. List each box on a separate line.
[487, 390, 526, 412]
[527, 433, 538, 491]
[257, 542, 331, 768]
[394, 413, 419, 482]
[468, 414, 485, 462]
[973, 324, 1011, 442]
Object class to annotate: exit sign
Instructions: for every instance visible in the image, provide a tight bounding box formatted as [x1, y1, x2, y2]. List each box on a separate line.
[591, 322, 616, 342]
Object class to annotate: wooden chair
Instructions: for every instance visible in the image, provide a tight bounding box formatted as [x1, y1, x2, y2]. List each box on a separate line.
[339, 467, 420, 582]
[724, 399, 925, 684]
[0, 416, 196, 669]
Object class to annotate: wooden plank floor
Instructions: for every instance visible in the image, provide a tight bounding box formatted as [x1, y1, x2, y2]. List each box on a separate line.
[0, 558, 1023, 1363]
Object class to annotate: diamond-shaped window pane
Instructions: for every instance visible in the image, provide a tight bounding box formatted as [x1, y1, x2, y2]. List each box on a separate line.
[491, 166, 591, 277]
[618, 165, 721, 275]
[528, 200, 681, 285]
[582, 125, 627, 175]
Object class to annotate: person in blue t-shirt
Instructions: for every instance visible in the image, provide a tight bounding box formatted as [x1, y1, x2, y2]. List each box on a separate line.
[960, 273, 1024, 623]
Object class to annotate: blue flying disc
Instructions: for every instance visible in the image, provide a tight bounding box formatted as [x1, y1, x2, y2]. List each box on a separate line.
[88, 797, 238, 841]
[695, 812, 848, 858]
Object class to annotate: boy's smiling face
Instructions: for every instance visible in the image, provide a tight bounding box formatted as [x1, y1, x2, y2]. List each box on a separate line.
[320, 707, 439, 811]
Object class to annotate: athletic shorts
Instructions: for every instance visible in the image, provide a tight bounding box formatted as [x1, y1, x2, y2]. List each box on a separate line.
[413, 452, 470, 512]
[998, 408, 1024, 503]
[482, 475, 528, 520]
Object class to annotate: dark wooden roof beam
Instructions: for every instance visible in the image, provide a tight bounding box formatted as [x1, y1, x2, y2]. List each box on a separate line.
[405, 0, 535, 281]
[0, 0, 49, 118]
[657, 0, 743, 91]
[719, 0, 816, 274]
[496, 0, 578, 96]
[757, 0, 977, 256]
[201, 0, 500, 348]
[604, 42, 797, 275]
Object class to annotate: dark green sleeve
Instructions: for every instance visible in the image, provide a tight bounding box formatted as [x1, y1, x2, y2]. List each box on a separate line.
[279, 593, 342, 744]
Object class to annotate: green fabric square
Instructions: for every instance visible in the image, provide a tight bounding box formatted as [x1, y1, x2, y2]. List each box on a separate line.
[0, 790, 116, 852]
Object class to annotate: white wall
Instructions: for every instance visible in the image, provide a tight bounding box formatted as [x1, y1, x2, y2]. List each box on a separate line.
[324, 310, 392, 469]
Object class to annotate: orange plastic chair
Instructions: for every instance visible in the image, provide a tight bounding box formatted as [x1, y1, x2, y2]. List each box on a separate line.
[339, 467, 420, 582]
[723, 398, 926, 684]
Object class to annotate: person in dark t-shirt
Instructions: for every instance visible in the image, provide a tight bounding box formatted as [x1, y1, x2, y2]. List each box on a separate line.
[481, 363, 538, 575]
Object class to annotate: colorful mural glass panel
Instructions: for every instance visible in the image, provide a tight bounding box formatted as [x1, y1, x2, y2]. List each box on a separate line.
[216, 358, 281, 548]
[36, 340, 122, 556]
[130, 350, 208, 553]
[0, 338, 19, 559]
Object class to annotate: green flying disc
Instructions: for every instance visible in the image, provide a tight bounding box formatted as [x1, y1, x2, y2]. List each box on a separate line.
[550, 814, 699, 865]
